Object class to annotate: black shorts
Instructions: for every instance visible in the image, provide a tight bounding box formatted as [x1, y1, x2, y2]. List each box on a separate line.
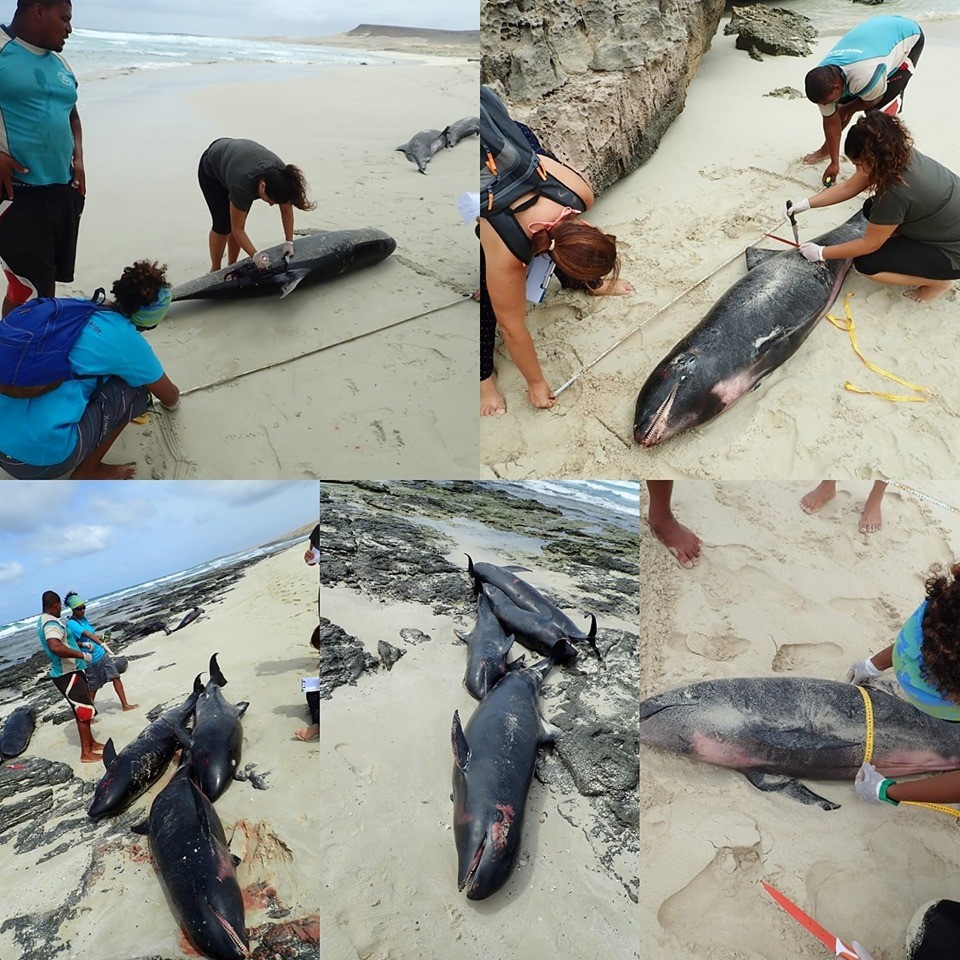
[51, 670, 96, 721]
[198, 147, 231, 236]
[0, 376, 151, 478]
[0, 182, 84, 303]
[868, 33, 924, 113]
[855, 235, 960, 281]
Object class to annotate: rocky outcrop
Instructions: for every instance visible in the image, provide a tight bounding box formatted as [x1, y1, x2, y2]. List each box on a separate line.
[724, 5, 816, 60]
[480, 0, 728, 193]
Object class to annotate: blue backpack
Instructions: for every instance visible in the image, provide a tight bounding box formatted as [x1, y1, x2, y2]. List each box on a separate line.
[0, 290, 105, 399]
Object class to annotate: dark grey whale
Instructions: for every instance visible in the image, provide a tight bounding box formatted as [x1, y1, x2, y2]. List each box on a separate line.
[0, 705, 35, 760]
[455, 590, 523, 700]
[639, 676, 960, 809]
[396, 128, 446, 174]
[443, 116, 480, 148]
[634, 210, 868, 446]
[171, 229, 397, 302]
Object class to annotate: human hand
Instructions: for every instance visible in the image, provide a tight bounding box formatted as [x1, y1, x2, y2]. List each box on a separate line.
[823, 161, 840, 186]
[80, 641, 94, 651]
[82, 651, 93, 663]
[799, 242, 824, 263]
[71, 155, 86, 195]
[854, 762, 886, 804]
[527, 380, 556, 409]
[253, 250, 271, 270]
[844, 657, 882, 685]
[0, 151, 28, 199]
[785, 198, 810, 219]
[281, 241, 294, 260]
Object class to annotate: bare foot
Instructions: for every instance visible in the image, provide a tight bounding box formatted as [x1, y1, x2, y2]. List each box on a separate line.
[904, 281, 953, 303]
[480, 377, 507, 417]
[295, 724, 320, 742]
[91, 740, 105, 751]
[647, 514, 702, 569]
[859, 503, 883, 534]
[81, 751, 104, 763]
[800, 481, 837, 515]
[122, 703, 139, 711]
[92, 462, 137, 479]
[472, 288, 481, 302]
[802, 147, 829, 165]
[590, 278, 635, 296]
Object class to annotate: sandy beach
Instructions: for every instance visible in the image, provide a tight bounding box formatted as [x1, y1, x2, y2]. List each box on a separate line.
[7, 47, 479, 480]
[640, 480, 960, 959]
[0, 538, 320, 959]
[315, 481, 639, 959]
[481, 18, 960, 481]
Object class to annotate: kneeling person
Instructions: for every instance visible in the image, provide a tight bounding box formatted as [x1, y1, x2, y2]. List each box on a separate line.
[0, 260, 180, 479]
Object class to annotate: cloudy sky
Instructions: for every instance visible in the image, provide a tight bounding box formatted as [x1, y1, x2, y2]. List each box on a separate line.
[0, 482, 317, 625]
[72, 0, 478, 38]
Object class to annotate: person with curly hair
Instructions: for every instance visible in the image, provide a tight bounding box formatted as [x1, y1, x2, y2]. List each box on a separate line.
[802, 15, 923, 186]
[788, 112, 960, 303]
[198, 137, 316, 273]
[0, 259, 179, 479]
[479, 86, 634, 417]
[845, 562, 960, 805]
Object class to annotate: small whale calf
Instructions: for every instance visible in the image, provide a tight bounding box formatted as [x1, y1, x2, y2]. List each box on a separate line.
[397, 115, 480, 172]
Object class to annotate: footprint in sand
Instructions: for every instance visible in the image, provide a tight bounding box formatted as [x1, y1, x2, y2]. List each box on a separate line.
[334, 742, 375, 784]
[771, 641, 843, 673]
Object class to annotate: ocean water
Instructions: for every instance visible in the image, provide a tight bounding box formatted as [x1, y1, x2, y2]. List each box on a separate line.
[746, 0, 960, 35]
[63, 28, 393, 82]
[493, 481, 640, 532]
[0, 534, 303, 667]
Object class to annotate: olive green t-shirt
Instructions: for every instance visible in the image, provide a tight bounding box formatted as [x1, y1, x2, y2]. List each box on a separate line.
[202, 138, 284, 213]
[870, 149, 960, 269]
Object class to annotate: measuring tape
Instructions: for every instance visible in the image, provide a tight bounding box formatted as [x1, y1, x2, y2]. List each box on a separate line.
[857, 684, 960, 820]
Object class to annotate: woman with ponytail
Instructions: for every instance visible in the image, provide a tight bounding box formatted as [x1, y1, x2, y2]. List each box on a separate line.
[788, 112, 960, 303]
[198, 137, 317, 273]
[479, 102, 633, 416]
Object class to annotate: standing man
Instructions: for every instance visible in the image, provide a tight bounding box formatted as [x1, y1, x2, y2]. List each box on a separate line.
[37, 590, 103, 763]
[0, 0, 84, 316]
[803, 15, 923, 186]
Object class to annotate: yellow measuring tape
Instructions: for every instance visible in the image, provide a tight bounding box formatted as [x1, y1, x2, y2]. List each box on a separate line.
[857, 684, 960, 820]
[825, 293, 930, 402]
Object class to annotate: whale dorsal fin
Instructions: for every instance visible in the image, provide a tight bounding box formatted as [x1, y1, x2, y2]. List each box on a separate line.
[102, 738, 117, 769]
[745, 247, 780, 271]
[235, 701, 249, 718]
[451, 711, 470, 771]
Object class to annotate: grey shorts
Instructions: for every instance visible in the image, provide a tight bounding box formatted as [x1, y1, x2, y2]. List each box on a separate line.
[0, 376, 151, 479]
[85, 653, 121, 693]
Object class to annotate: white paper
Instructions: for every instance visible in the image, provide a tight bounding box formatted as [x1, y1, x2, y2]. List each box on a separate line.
[457, 191, 481, 224]
[302, 677, 322, 693]
[525, 253, 556, 304]
[306, 546, 320, 566]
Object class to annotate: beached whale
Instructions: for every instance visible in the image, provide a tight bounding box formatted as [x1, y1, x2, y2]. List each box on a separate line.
[396, 128, 446, 174]
[188, 654, 248, 803]
[0, 705, 35, 759]
[455, 590, 523, 700]
[170, 228, 397, 302]
[452, 643, 565, 900]
[134, 761, 248, 960]
[467, 556, 600, 659]
[443, 116, 480, 148]
[639, 676, 960, 809]
[634, 209, 868, 447]
[88, 676, 202, 819]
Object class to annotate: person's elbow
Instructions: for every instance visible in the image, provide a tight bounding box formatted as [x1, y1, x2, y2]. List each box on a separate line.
[147, 373, 180, 409]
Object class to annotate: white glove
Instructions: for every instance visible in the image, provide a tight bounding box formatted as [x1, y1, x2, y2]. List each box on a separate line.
[855, 762, 889, 805]
[799, 241, 825, 262]
[160, 396, 180, 411]
[80, 641, 93, 651]
[785, 198, 810, 218]
[253, 250, 271, 270]
[844, 657, 883, 685]
[81, 651, 92, 663]
[281, 241, 294, 260]
[852, 942, 876, 960]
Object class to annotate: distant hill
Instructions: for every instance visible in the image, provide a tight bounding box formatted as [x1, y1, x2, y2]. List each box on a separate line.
[347, 23, 480, 44]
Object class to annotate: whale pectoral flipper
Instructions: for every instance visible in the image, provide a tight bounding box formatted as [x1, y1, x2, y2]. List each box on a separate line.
[279, 269, 311, 300]
[452, 711, 471, 771]
[743, 771, 841, 810]
[102, 738, 117, 769]
[540, 718, 563, 745]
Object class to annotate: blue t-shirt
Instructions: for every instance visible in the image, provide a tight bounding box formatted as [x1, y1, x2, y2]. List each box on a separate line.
[37, 613, 85, 678]
[0, 28, 78, 185]
[893, 600, 960, 721]
[0, 307, 164, 466]
[65, 616, 106, 664]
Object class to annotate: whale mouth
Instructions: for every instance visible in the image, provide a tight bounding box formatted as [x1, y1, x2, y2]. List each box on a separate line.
[214, 908, 249, 956]
[637, 378, 683, 447]
[458, 835, 487, 893]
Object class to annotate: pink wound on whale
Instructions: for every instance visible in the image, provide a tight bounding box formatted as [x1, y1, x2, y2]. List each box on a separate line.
[690, 732, 757, 768]
[492, 804, 515, 851]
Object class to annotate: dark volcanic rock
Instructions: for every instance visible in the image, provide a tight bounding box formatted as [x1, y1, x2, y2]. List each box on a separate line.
[317, 618, 378, 697]
[377, 641, 406, 671]
[724, 5, 816, 60]
[764, 85, 804, 99]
